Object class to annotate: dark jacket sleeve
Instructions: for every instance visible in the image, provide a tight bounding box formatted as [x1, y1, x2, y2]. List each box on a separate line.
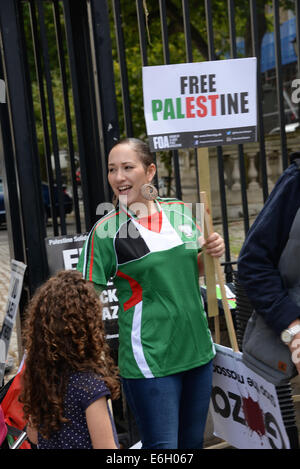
[237, 163, 300, 336]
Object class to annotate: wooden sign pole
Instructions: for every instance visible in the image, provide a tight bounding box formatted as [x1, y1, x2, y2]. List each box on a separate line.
[200, 191, 239, 352]
[197, 148, 220, 344]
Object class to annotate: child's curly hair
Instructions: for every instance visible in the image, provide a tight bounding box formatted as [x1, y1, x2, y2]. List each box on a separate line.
[19, 270, 120, 439]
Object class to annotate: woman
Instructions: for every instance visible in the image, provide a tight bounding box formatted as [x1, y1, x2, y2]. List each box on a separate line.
[77, 138, 224, 449]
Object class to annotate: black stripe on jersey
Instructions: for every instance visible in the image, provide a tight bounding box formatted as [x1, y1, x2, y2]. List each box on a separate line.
[115, 219, 150, 264]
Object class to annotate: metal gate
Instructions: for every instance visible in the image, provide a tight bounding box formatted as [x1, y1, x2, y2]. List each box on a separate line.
[1, 0, 300, 296]
[1, 0, 300, 449]
[1, 0, 300, 293]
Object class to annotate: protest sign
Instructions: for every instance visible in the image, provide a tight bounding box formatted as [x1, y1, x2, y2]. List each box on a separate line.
[210, 344, 290, 449]
[143, 58, 257, 151]
[45, 234, 119, 349]
[0, 260, 26, 383]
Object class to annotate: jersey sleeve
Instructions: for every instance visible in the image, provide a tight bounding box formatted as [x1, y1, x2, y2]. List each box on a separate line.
[77, 221, 117, 286]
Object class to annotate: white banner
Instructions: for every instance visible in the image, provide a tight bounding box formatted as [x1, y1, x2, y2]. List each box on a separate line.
[210, 344, 290, 449]
[0, 260, 27, 383]
[143, 58, 257, 151]
[45, 234, 120, 347]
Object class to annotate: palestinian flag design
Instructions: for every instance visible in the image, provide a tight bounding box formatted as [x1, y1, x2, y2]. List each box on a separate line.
[77, 198, 215, 378]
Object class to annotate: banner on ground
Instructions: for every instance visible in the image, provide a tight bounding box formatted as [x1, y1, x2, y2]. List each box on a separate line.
[210, 344, 290, 449]
[45, 234, 119, 349]
[0, 260, 27, 382]
[143, 58, 257, 151]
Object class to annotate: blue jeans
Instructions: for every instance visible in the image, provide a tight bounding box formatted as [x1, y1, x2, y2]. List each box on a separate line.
[122, 360, 213, 449]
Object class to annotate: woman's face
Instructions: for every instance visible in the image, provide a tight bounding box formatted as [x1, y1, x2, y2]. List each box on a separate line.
[108, 143, 156, 207]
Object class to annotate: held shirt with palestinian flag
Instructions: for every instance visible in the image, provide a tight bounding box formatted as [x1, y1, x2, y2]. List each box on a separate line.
[77, 197, 215, 379]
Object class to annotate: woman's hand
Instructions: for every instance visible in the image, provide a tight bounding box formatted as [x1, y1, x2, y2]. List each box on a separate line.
[202, 232, 225, 258]
[197, 232, 225, 276]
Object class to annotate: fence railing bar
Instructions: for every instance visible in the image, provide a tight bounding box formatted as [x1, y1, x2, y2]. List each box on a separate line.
[157, 0, 182, 199]
[249, 0, 268, 203]
[112, 0, 133, 138]
[28, 0, 59, 235]
[182, 0, 193, 62]
[273, 0, 288, 170]
[135, 0, 161, 189]
[228, 0, 237, 59]
[171, 150, 182, 200]
[0, 0, 49, 291]
[204, 0, 215, 61]
[53, 0, 81, 234]
[159, 0, 170, 65]
[181, 0, 200, 203]
[136, 0, 148, 67]
[37, 0, 67, 234]
[204, 0, 234, 268]
[238, 144, 250, 234]
[62, 0, 92, 230]
[226, 0, 249, 236]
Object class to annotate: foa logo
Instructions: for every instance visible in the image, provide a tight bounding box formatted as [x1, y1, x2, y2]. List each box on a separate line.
[153, 135, 170, 149]
[0, 80, 6, 103]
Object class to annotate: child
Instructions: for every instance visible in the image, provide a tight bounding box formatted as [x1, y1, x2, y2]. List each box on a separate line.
[19, 270, 120, 449]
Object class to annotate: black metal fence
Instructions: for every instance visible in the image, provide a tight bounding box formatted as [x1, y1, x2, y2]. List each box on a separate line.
[0, 0, 299, 300]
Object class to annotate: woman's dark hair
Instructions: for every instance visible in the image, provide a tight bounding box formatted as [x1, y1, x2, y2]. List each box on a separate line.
[111, 138, 155, 170]
[19, 270, 120, 439]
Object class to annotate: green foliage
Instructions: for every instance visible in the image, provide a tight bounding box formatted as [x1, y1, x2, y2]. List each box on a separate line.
[109, 0, 278, 139]
[22, 1, 77, 180]
[22, 0, 295, 184]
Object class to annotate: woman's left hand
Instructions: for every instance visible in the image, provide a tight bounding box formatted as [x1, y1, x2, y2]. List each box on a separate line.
[202, 232, 225, 258]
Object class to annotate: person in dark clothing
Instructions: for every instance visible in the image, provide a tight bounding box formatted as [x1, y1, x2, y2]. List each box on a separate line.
[238, 152, 300, 375]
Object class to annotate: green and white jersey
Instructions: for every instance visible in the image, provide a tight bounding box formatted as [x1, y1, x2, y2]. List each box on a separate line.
[77, 198, 215, 379]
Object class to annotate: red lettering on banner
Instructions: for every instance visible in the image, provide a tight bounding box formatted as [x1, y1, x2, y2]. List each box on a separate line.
[186, 97, 195, 118]
[208, 94, 219, 116]
[196, 96, 207, 117]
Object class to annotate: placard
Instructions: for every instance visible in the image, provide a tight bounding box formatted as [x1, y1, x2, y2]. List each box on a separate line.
[45, 234, 119, 349]
[143, 58, 257, 151]
[210, 344, 290, 449]
[0, 260, 27, 383]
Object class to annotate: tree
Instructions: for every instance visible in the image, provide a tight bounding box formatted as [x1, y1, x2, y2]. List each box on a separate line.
[110, 0, 295, 138]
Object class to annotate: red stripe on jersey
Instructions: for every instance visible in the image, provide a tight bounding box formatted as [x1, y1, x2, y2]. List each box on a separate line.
[137, 210, 163, 233]
[88, 211, 120, 281]
[116, 270, 143, 311]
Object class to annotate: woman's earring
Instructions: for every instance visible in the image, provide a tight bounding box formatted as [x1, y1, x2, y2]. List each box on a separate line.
[140, 183, 158, 201]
